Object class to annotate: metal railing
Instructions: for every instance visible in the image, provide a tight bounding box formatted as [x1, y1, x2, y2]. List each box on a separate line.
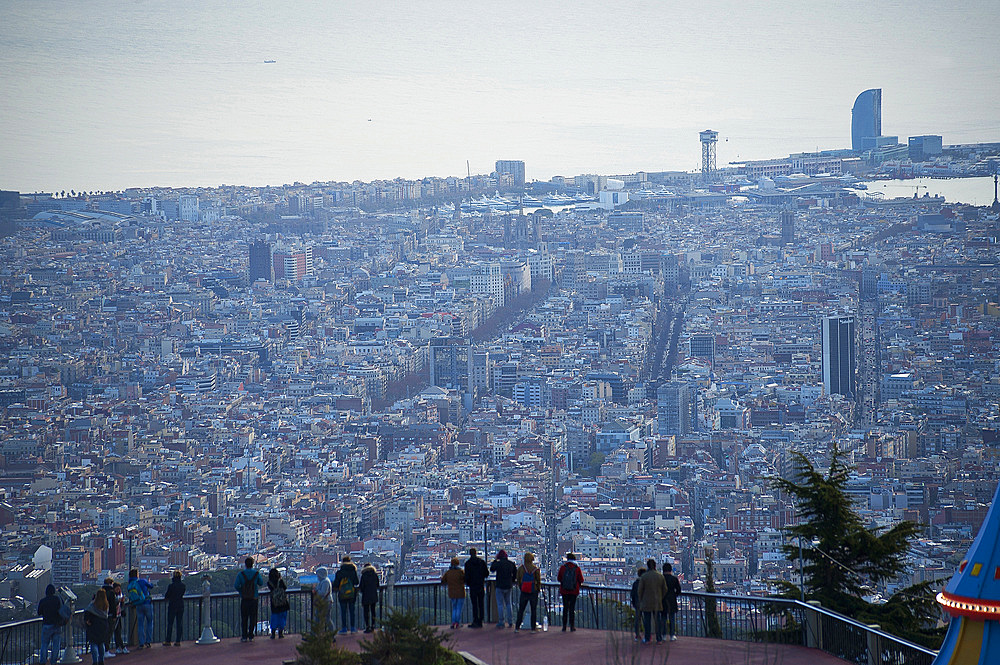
[0, 583, 939, 665]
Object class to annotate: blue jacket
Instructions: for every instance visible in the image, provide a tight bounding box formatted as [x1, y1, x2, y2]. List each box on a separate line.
[234, 567, 265, 598]
[127, 578, 153, 606]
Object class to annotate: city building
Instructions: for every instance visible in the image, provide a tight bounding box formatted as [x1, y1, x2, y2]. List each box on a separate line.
[249, 240, 272, 283]
[657, 381, 693, 436]
[822, 315, 856, 397]
[495, 160, 526, 188]
[851, 88, 882, 152]
[908, 135, 943, 162]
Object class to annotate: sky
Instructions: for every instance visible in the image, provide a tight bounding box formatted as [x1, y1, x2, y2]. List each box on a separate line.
[1, 0, 998, 192]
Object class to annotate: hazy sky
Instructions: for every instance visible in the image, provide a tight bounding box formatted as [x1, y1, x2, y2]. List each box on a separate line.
[1, 0, 998, 191]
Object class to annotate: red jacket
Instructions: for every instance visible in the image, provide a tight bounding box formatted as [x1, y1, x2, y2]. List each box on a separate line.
[557, 561, 584, 596]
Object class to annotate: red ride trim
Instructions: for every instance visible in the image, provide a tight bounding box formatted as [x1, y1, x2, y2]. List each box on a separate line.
[937, 590, 1000, 620]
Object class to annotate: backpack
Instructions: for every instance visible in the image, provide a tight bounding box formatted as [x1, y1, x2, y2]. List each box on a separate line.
[271, 582, 288, 609]
[127, 580, 149, 605]
[519, 566, 536, 594]
[238, 570, 258, 600]
[560, 562, 578, 592]
[57, 602, 73, 626]
[338, 574, 356, 601]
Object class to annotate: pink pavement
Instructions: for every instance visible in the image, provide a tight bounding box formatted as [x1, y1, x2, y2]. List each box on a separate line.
[79, 629, 852, 665]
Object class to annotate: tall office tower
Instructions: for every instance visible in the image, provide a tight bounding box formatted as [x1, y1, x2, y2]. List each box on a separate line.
[822, 316, 856, 396]
[248, 240, 272, 283]
[779, 210, 795, 245]
[657, 381, 693, 436]
[700, 130, 718, 182]
[851, 88, 882, 152]
[495, 160, 526, 188]
[429, 338, 470, 390]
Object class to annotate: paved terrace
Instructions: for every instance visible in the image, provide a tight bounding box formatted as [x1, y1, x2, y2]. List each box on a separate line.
[72, 629, 852, 665]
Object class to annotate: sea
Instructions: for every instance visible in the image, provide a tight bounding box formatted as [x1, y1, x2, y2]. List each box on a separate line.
[1, 0, 999, 192]
[854, 177, 998, 207]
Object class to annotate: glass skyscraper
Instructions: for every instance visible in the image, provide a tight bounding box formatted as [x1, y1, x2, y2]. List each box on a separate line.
[851, 88, 882, 152]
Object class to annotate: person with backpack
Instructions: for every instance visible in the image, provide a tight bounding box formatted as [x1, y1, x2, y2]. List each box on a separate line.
[441, 557, 465, 629]
[37, 584, 63, 665]
[489, 549, 517, 629]
[332, 555, 360, 634]
[312, 566, 335, 640]
[514, 552, 541, 632]
[630, 566, 646, 641]
[267, 568, 290, 639]
[163, 570, 186, 646]
[359, 563, 380, 633]
[464, 547, 489, 628]
[234, 557, 265, 642]
[557, 552, 584, 632]
[127, 569, 154, 649]
[662, 562, 682, 642]
[84, 589, 110, 665]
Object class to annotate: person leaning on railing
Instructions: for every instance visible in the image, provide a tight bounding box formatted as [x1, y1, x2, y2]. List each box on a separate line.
[127, 569, 154, 649]
[37, 584, 63, 665]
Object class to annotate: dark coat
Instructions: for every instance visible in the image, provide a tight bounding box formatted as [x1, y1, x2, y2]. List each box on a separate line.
[490, 557, 517, 590]
[102, 583, 119, 616]
[38, 594, 62, 626]
[332, 563, 360, 602]
[359, 567, 380, 605]
[464, 555, 489, 588]
[662, 573, 682, 614]
[84, 605, 109, 643]
[268, 578, 290, 613]
[636, 569, 667, 613]
[164, 579, 186, 613]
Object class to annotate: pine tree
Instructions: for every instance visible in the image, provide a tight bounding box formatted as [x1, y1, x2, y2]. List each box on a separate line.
[769, 448, 941, 646]
[703, 548, 722, 638]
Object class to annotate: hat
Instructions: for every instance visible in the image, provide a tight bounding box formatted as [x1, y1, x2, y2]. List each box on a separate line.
[497, 549, 508, 559]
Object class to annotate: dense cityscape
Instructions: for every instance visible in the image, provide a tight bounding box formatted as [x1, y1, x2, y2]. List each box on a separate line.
[1, 86, 1000, 654]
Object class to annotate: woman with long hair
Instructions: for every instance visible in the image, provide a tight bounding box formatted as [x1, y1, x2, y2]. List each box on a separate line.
[85, 589, 110, 665]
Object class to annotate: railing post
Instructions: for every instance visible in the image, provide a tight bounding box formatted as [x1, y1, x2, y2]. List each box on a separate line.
[866, 624, 882, 665]
[804, 600, 823, 649]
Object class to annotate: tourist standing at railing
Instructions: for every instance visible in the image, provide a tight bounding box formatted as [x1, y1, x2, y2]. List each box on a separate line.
[100, 577, 118, 657]
[127, 569, 154, 649]
[359, 562, 380, 633]
[514, 552, 541, 632]
[163, 570, 186, 646]
[235, 556, 266, 642]
[464, 547, 489, 629]
[112, 582, 127, 654]
[441, 557, 466, 629]
[557, 552, 584, 632]
[490, 549, 516, 629]
[661, 563, 682, 642]
[267, 568, 290, 639]
[630, 567, 646, 641]
[313, 566, 336, 641]
[37, 584, 63, 665]
[636, 559, 667, 644]
[333, 555, 360, 634]
[84, 589, 110, 665]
